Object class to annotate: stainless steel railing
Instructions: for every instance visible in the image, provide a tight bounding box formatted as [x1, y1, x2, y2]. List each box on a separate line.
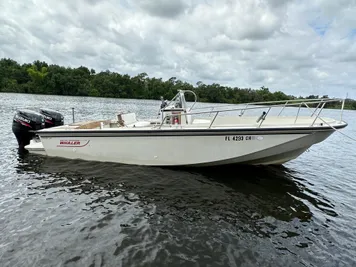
[156, 98, 345, 129]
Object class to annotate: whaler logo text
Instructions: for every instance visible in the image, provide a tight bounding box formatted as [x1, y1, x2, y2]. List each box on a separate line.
[60, 140, 81, 145]
[57, 140, 90, 147]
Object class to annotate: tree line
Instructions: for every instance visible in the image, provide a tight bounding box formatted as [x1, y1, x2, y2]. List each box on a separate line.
[1, 58, 355, 110]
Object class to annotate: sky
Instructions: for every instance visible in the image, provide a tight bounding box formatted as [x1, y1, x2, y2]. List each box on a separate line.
[1, 0, 356, 99]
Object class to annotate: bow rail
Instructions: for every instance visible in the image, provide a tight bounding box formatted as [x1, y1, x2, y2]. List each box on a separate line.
[156, 97, 346, 129]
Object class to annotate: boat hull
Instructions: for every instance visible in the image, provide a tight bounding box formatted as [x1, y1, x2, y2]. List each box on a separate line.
[34, 129, 335, 166]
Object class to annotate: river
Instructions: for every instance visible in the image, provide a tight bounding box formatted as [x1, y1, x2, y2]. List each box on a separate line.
[0, 92, 355, 267]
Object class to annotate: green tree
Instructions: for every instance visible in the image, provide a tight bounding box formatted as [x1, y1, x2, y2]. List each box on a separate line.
[0, 57, 355, 110]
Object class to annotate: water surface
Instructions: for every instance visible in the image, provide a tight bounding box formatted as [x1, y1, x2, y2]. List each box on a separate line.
[0, 93, 355, 267]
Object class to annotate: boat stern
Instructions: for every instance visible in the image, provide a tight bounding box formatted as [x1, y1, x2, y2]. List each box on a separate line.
[25, 139, 46, 155]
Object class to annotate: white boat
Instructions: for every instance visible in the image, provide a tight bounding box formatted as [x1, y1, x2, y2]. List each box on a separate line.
[13, 90, 348, 166]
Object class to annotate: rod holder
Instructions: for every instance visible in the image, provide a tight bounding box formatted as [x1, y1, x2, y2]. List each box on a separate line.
[72, 108, 75, 123]
[256, 111, 267, 123]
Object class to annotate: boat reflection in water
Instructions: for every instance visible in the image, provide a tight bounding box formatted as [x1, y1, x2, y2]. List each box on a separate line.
[15, 153, 336, 225]
[13, 153, 341, 266]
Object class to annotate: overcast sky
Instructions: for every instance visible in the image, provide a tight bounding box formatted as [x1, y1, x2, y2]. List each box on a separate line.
[1, 0, 356, 98]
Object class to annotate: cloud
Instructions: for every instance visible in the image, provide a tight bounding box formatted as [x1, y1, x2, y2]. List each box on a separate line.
[136, 0, 188, 18]
[0, 0, 356, 98]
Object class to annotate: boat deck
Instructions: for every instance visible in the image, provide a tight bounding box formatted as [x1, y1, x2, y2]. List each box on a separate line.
[37, 115, 343, 132]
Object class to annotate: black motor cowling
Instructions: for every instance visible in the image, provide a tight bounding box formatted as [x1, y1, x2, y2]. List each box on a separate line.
[12, 109, 45, 151]
[39, 108, 64, 128]
[12, 108, 64, 152]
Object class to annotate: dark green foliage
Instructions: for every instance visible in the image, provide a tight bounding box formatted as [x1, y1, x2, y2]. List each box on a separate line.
[0, 58, 354, 109]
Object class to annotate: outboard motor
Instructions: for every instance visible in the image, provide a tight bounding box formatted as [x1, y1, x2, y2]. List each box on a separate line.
[12, 109, 45, 151]
[39, 108, 64, 128]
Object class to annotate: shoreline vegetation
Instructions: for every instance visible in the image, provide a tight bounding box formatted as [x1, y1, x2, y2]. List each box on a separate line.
[1, 58, 355, 110]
